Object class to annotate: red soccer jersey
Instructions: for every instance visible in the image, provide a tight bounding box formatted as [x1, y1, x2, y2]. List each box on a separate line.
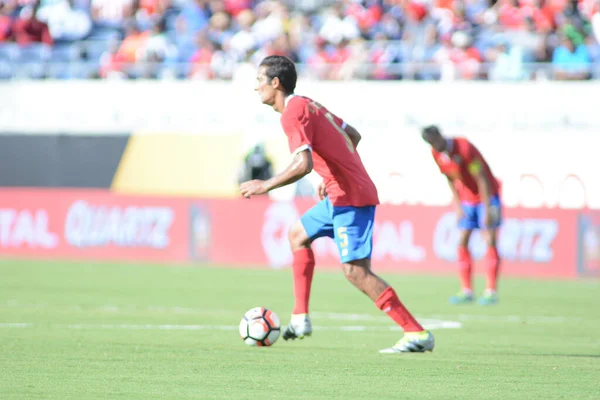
[280, 95, 379, 207]
[432, 137, 499, 204]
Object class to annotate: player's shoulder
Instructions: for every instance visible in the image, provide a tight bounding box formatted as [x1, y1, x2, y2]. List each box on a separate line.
[289, 95, 312, 108]
[282, 95, 310, 119]
[453, 136, 470, 146]
[454, 137, 475, 152]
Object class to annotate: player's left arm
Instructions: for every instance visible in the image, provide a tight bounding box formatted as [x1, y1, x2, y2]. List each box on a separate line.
[468, 158, 491, 202]
[264, 149, 313, 191]
[343, 123, 361, 148]
[462, 140, 492, 205]
[468, 157, 496, 223]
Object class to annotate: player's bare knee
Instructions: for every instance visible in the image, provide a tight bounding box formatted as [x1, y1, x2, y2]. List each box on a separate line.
[342, 263, 359, 284]
[486, 229, 498, 247]
[342, 261, 369, 285]
[288, 221, 310, 251]
[459, 230, 472, 248]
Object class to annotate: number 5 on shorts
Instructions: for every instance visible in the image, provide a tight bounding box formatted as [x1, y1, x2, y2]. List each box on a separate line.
[337, 227, 349, 257]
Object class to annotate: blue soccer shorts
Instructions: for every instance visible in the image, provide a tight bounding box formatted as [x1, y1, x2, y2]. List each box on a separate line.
[300, 197, 375, 263]
[458, 194, 503, 230]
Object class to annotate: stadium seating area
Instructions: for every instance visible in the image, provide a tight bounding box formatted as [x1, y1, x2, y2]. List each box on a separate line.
[0, 0, 598, 80]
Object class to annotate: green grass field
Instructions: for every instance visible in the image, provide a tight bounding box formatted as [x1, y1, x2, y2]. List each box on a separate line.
[0, 259, 598, 399]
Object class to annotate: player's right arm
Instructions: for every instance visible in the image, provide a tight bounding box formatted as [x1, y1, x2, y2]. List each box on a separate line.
[240, 150, 312, 198]
[266, 106, 315, 193]
[263, 150, 313, 192]
[446, 175, 463, 218]
[432, 153, 462, 215]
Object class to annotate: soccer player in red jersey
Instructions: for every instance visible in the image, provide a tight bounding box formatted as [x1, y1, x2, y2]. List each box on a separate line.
[421, 125, 502, 306]
[240, 55, 434, 353]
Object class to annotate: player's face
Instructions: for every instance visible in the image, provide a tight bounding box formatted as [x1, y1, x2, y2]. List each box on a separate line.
[423, 133, 446, 152]
[255, 67, 276, 106]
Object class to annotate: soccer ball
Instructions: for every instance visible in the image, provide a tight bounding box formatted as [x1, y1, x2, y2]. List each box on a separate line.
[239, 307, 281, 347]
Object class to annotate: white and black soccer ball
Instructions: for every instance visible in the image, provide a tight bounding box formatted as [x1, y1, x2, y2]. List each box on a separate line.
[239, 307, 281, 347]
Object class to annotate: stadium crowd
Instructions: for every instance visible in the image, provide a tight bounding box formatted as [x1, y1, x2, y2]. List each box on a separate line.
[0, 0, 598, 80]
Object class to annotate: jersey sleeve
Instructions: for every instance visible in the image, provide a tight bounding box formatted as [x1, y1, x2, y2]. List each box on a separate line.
[330, 112, 347, 130]
[431, 151, 445, 174]
[281, 110, 313, 156]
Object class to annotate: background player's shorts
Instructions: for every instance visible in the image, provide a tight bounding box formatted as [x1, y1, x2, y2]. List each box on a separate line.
[458, 194, 502, 230]
[301, 197, 375, 263]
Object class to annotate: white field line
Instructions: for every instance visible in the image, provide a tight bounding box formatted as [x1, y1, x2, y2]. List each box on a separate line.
[0, 321, 460, 331]
[0, 323, 32, 328]
[2, 300, 582, 324]
[312, 312, 582, 324]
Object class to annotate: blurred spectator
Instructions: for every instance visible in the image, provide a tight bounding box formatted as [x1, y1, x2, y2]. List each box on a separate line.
[251, 0, 285, 46]
[232, 49, 257, 82]
[36, 0, 92, 42]
[0, 5, 13, 42]
[306, 36, 330, 79]
[486, 37, 526, 80]
[117, 20, 149, 62]
[136, 0, 171, 31]
[188, 33, 215, 78]
[328, 37, 352, 79]
[224, 0, 253, 17]
[177, 0, 211, 37]
[229, 8, 256, 58]
[91, 0, 136, 28]
[12, 2, 53, 46]
[142, 17, 173, 62]
[99, 38, 125, 78]
[370, 10, 401, 40]
[449, 30, 482, 79]
[206, 11, 232, 46]
[139, 17, 175, 77]
[552, 33, 591, 79]
[592, 2, 600, 43]
[413, 24, 444, 80]
[0, 0, 599, 80]
[210, 36, 237, 78]
[370, 31, 397, 79]
[319, 3, 360, 45]
[585, 34, 600, 77]
[497, 0, 528, 30]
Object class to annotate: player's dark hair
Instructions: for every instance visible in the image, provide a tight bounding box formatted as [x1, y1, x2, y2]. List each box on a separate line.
[422, 125, 441, 137]
[259, 55, 297, 95]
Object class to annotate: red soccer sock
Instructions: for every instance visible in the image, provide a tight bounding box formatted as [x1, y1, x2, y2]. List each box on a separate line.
[292, 248, 316, 315]
[485, 246, 500, 292]
[375, 287, 424, 333]
[457, 246, 472, 292]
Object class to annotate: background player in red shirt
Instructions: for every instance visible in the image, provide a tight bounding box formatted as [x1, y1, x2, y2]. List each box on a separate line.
[421, 125, 502, 306]
[240, 55, 434, 353]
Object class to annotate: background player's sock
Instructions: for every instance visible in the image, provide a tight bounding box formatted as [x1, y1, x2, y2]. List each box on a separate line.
[375, 287, 424, 333]
[292, 248, 315, 315]
[485, 246, 500, 292]
[457, 246, 472, 293]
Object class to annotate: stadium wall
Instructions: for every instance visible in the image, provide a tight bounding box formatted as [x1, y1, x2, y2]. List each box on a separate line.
[0, 188, 598, 278]
[0, 134, 129, 188]
[1, 81, 599, 208]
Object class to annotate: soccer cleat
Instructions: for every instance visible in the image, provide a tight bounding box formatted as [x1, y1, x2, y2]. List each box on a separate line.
[379, 330, 435, 354]
[449, 291, 474, 305]
[282, 314, 312, 341]
[478, 291, 498, 306]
